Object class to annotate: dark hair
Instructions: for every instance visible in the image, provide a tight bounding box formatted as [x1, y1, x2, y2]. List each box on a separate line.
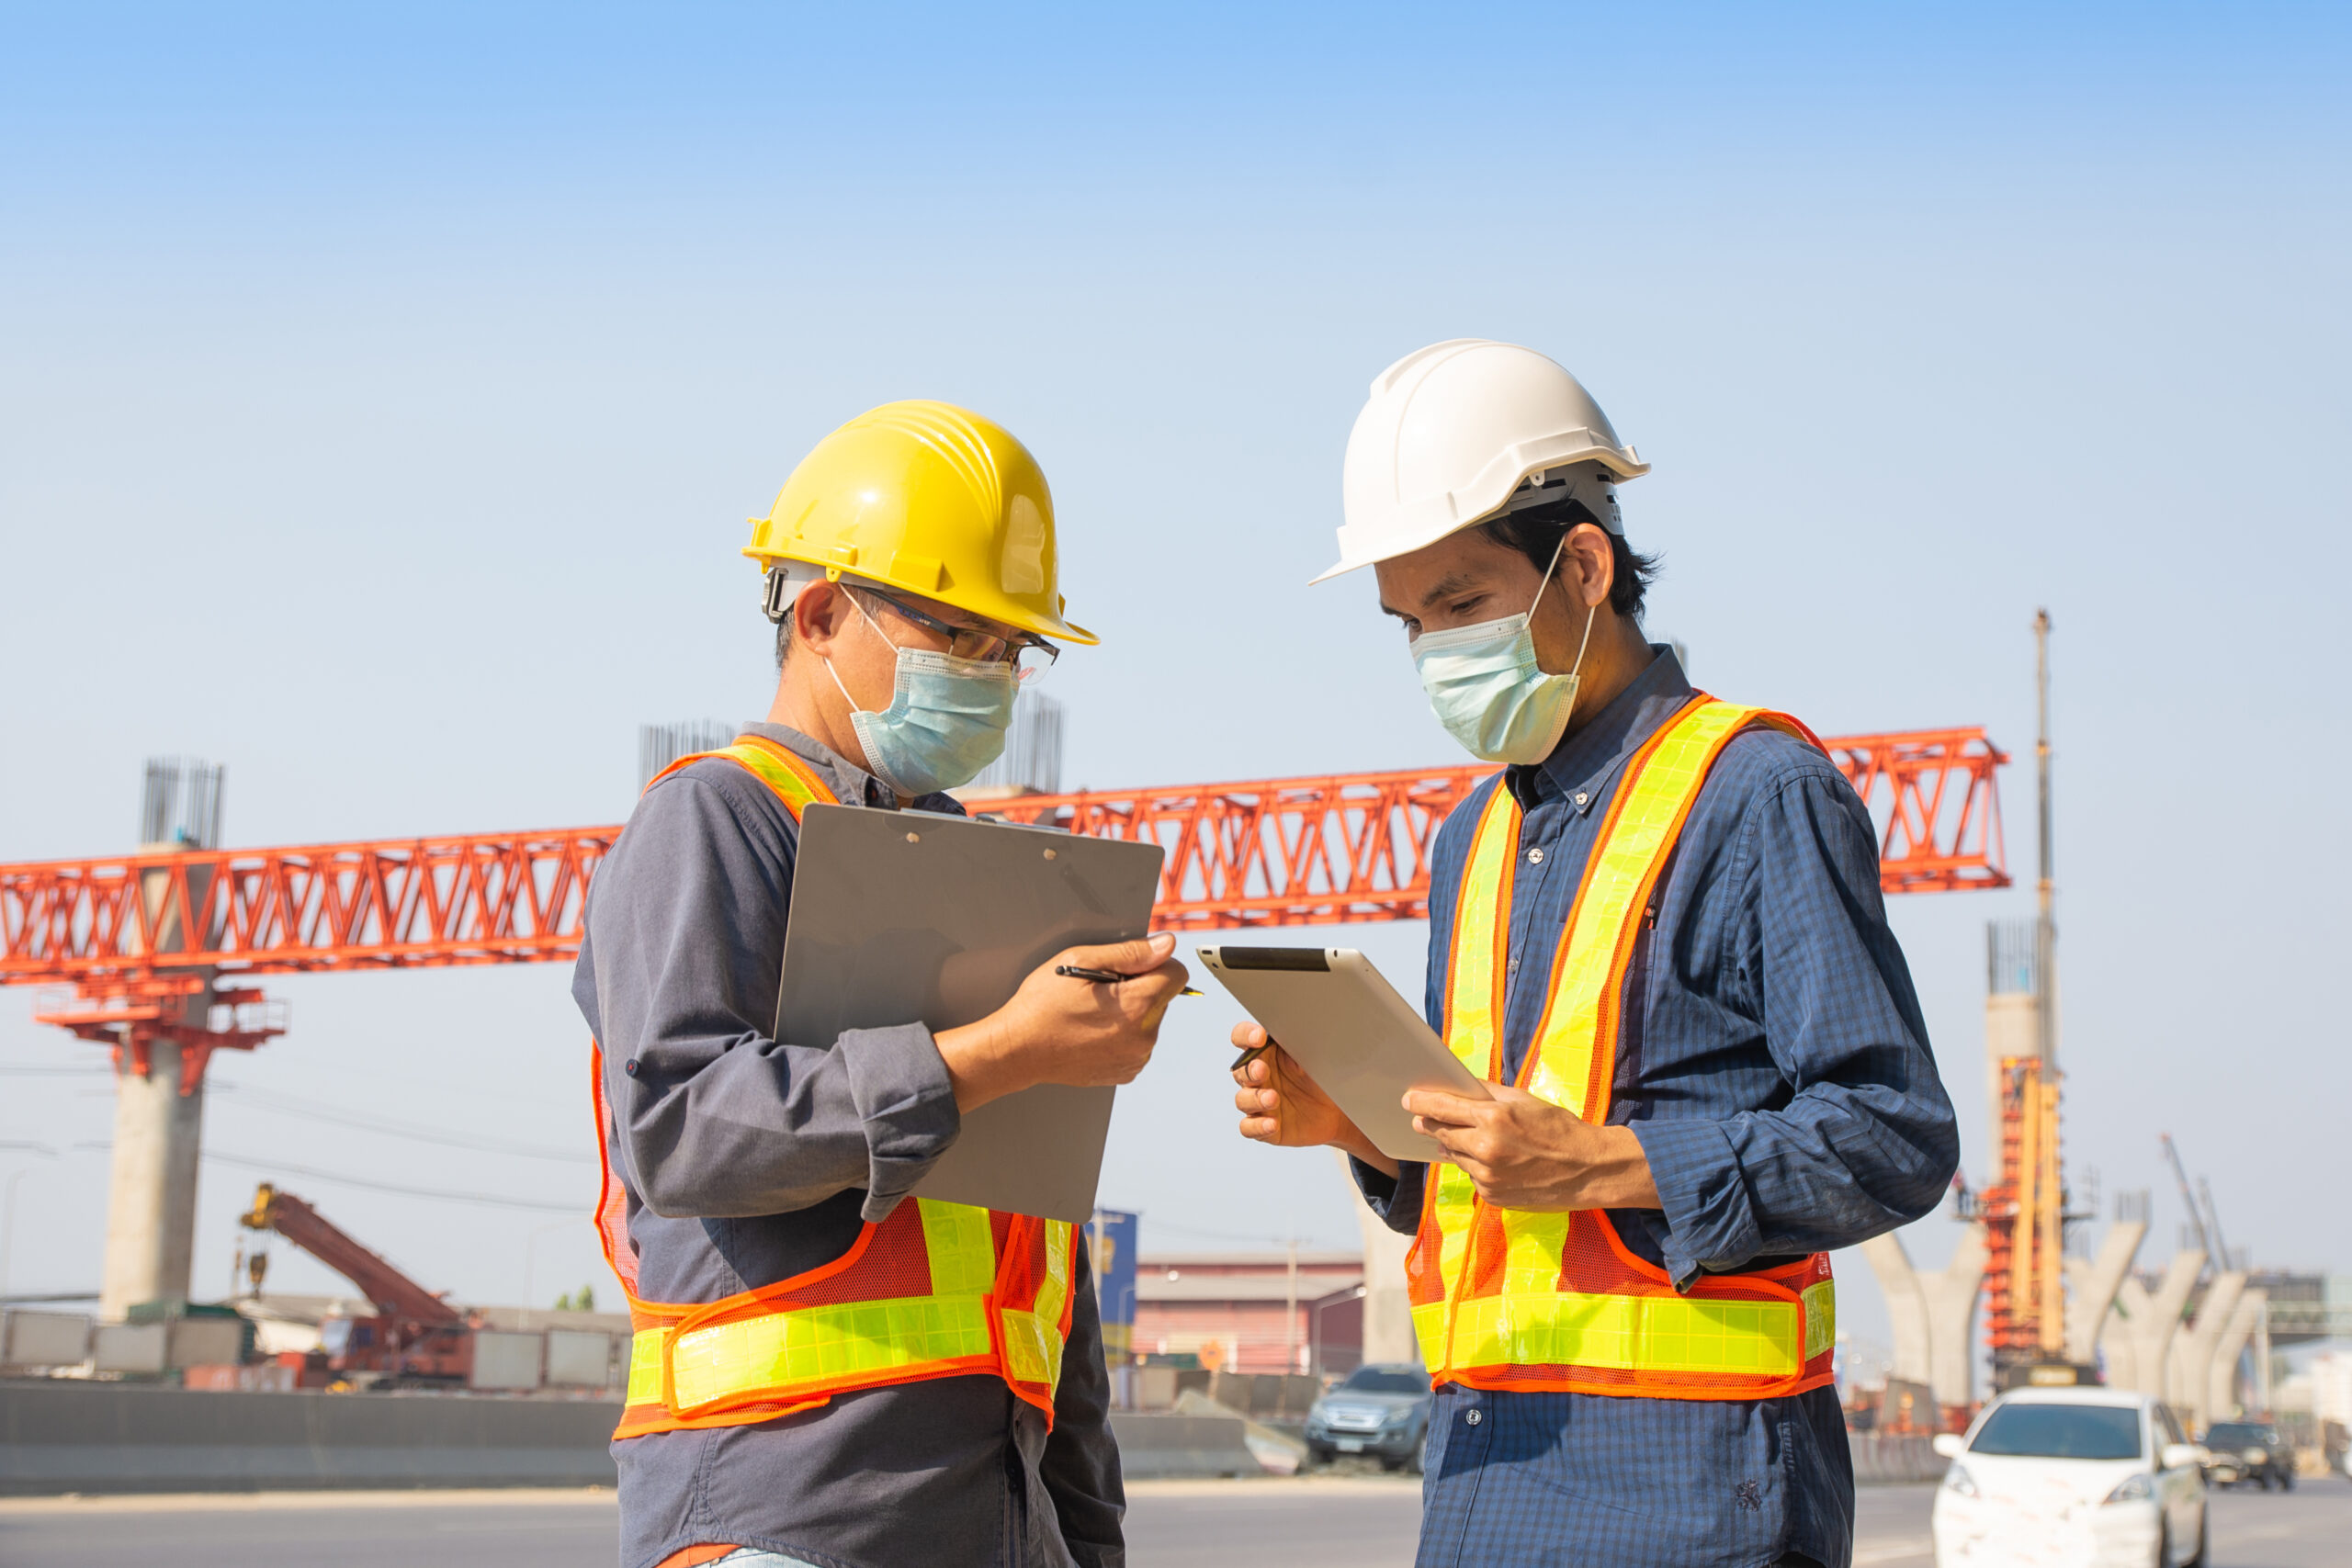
[1476, 497, 1659, 619]
[775, 613, 793, 670]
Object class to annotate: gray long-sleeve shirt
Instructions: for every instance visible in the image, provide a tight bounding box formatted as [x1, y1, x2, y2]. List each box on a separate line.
[572, 720, 1124, 1568]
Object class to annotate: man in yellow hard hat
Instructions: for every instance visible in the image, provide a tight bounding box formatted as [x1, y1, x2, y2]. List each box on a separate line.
[1227, 342, 1958, 1567]
[576, 400, 1186, 1568]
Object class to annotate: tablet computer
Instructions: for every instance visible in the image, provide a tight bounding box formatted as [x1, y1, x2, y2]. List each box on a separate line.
[1194, 945, 1491, 1163]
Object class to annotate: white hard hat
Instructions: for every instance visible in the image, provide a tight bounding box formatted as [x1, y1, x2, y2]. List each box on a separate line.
[1315, 339, 1649, 584]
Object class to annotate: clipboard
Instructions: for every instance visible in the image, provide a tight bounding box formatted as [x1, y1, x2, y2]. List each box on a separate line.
[775, 802, 1165, 1224]
[1195, 945, 1491, 1163]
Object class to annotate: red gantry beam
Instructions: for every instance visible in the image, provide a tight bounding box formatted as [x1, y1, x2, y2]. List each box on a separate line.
[0, 728, 2006, 989]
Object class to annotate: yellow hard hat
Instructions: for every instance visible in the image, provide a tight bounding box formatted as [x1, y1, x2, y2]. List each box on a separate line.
[745, 400, 1096, 646]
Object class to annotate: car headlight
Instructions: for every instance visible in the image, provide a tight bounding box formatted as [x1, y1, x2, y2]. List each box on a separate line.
[1943, 1462, 1978, 1498]
[1382, 1407, 1414, 1428]
[2243, 1448, 2268, 1466]
[2102, 1473, 2154, 1505]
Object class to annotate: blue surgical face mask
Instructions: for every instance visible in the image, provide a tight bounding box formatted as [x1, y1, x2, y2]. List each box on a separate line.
[1410, 544, 1598, 765]
[824, 601, 1019, 797]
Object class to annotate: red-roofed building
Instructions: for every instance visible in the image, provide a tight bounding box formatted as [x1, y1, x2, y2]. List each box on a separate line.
[1132, 1251, 1366, 1376]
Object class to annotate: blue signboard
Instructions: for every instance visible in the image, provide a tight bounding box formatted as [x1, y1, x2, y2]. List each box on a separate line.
[1084, 1210, 1138, 1360]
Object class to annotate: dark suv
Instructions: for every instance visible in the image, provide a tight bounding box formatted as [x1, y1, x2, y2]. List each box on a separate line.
[2202, 1421, 2296, 1490]
[1306, 1364, 1432, 1472]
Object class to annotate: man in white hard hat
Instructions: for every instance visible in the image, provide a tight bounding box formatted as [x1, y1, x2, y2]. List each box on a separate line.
[1231, 341, 1959, 1567]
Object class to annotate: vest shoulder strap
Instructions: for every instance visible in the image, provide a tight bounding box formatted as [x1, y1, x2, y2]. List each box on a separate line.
[645, 733, 839, 819]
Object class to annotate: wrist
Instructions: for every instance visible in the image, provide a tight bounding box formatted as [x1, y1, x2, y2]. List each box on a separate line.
[1336, 1122, 1397, 1179]
[935, 1018, 1022, 1113]
[1590, 1124, 1660, 1209]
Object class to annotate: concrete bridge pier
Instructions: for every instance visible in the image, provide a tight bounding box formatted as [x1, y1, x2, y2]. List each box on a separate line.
[96, 991, 213, 1322]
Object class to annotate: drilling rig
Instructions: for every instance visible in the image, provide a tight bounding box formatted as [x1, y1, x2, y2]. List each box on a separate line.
[1971, 612, 2096, 1390]
[240, 1182, 476, 1385]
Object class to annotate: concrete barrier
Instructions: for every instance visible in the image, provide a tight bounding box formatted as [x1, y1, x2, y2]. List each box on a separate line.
[1847, 1431, 1951, 1485]
[0, 1381, 621, 1495]
[2, 1382, 1278, 1495]
[1108, 1412, 1261, 1480]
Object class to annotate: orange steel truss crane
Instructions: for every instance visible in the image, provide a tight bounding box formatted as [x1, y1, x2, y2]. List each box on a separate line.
[0, 726, 2007, 1089]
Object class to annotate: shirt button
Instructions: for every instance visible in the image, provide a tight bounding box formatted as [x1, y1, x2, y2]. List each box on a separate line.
[1464, 1409, 1484, 1426]
[1526, 848, 1544, 864]
[1574, 792, 1589, 807]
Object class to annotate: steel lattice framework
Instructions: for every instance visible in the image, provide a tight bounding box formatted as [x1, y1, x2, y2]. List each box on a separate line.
[0, 728, 2005, 995]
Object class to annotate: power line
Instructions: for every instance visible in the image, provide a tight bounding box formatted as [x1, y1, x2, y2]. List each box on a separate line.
[209, 1081, 592, 1164]
[71, 1142, 579, 1213]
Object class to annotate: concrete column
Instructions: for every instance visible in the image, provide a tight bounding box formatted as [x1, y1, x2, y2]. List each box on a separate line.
[96, 1030, 208, 1320]
[2064, 1219, 2146, 1364]
[2099, 1250, 2202, 1397]
[1860, 1223, 1985, 1415]
[97, 852, 216, 1323]
[2169, 1271, 2248, 1430]
[2205, 1290, 2266, 1424]
[1340, 1151, 1419, 1366]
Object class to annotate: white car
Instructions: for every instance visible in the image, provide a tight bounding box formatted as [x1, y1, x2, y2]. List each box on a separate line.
[1930, 1386, 2207, 1568]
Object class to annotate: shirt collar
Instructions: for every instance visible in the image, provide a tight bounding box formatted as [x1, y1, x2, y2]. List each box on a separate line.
[1508, 644, 1696, 816]
[735, 719, 957, 812]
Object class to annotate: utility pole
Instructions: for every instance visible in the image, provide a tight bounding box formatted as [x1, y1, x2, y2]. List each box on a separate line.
[2033, 608, 2055, 1069]
[1285, 1237, 1300, 1374]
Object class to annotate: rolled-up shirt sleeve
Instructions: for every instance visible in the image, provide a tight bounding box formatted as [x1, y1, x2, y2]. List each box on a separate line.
[582, 768, 960, 1224]
[1631, 768, 1960, 1288]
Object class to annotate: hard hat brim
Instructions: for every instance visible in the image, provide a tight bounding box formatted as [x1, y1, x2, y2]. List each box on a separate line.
[746, 544, 1100, 647]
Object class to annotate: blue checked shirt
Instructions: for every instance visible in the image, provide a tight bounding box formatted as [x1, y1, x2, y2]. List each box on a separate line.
[1354, 647, 1960, 1568]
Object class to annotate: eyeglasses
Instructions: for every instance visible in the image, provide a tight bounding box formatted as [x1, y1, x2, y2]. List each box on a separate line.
[855, 590, 1061, 682]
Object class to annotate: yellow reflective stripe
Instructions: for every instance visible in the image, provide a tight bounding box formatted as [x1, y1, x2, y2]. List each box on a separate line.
[710, 740, 827, 818]
[1001, 1222, 1074, 1393]
[1802, 1280, 1837, 1361]
[1502, 1208, 1571, 1300]
[1451, 1290, 1801, 1377]
[667, 1295, 995, 1410]
[1444, 786, 1517, 1077]
[627, 1326, 664, 1406]
[1410, 1300, 1449, 1369]
[1524, 703, 1758, 1121]
[917, 1200, 995, 1298]
[1429, 1164, 1479, 1372]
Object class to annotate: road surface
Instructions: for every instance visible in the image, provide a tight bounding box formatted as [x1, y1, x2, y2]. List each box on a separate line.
[2, 1476, 2346, 1565]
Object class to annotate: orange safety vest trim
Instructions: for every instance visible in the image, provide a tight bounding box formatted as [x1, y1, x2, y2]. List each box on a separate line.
[1405, 696, 1839, 1403]
[590, 734, 1079, 1440]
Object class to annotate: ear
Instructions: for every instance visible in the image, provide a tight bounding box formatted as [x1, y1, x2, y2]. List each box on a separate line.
[1560, 523, 1616, 611]
[792, 580, 857, 660]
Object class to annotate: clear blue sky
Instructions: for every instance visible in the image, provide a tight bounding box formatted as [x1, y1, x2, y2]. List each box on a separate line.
[3, 6, 2346, 1361]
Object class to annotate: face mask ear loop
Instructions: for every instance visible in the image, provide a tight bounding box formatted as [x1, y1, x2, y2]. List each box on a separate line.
[821, 587, 888, 716]
[1535, 535, 1600, 681]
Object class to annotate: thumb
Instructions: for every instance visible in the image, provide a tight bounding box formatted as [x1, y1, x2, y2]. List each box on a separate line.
[1065, 931, 1178, 975]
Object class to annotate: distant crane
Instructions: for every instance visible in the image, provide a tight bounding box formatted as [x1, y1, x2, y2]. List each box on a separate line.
[2156, 1132, 2238, 1278]
[240, 1181, 474, 1385]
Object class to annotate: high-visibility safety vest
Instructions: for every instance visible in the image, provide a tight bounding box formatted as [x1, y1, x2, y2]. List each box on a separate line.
[1407, 696, 1838, 1402]
[590, 734, 1079, 1441]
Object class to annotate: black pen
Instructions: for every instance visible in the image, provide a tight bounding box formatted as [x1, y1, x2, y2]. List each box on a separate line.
[1054, 964, 1203, 997]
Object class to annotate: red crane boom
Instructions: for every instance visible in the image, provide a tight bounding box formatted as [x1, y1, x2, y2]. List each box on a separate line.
[241, 1182, 459, 1326]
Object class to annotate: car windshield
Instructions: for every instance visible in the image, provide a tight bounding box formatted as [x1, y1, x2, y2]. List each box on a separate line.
[2205, 1424, 2272, 1447]
[1970, 1404, 2144, 1461]
[1340, 1369, 1427, 1395]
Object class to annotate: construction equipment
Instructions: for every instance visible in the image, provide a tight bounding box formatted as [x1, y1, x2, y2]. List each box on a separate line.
[240, 1181, 473, 1385]
[1969, 611, 2094, 1390]
[1, 730, 2008, 1325]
